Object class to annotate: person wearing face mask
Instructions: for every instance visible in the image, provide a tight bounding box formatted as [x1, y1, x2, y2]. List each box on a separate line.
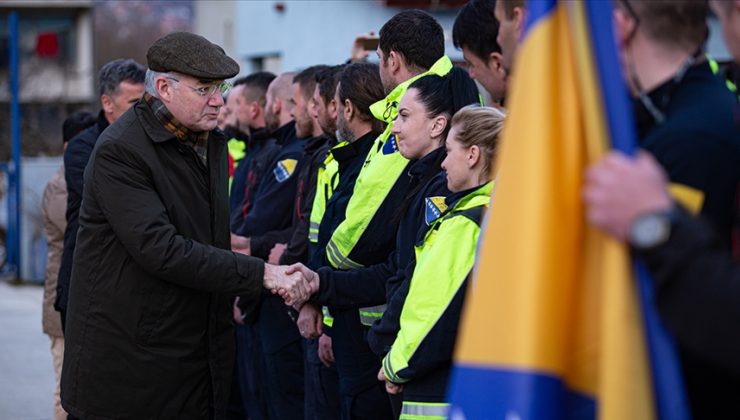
[379, 105, 504, 419]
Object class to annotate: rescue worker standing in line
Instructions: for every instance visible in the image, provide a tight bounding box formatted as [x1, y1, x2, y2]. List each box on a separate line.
[229, 72, 278, 232]
[380, 105, 505, 419]
[233, 68, 324, 420]
[228, 71, 279, 420]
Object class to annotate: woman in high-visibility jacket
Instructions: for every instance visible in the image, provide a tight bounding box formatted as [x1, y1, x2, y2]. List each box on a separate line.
[379, 105, 506, 419]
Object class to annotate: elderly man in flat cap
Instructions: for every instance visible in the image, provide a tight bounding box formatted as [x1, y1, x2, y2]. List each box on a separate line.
[60, 32, 314, 419]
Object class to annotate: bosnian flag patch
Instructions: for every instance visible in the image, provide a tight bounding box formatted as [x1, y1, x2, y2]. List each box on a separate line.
[382, 134, 399, 155]
[274, 159, 298, 183]
[425, 196, 448, 225]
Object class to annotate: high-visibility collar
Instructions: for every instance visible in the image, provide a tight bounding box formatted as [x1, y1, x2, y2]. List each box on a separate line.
[370, 56, 453, 123]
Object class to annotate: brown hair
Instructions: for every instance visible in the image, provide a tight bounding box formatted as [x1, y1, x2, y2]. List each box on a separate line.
[623, 0, 708, 51]
[450, 105, 506, 175]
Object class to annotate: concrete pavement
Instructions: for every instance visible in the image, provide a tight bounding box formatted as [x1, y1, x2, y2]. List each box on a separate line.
[0, 280, 54, 420]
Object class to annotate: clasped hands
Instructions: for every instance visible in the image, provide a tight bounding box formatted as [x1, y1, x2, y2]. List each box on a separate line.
[262, 263, 320, 307]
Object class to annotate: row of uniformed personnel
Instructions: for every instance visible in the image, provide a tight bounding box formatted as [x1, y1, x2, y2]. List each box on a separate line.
[223, 5, 508, 419]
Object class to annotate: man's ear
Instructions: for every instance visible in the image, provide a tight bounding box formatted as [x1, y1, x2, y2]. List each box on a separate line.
[100, 94, 113, 115]
[155, 77, 174, 103]
[388, 50, 402, 76]
[613, 7, 635, 47]
[328, 99, 338, 120]
[249, 101, 260, 121]
[489, 51, 506, 75]
[344, 99, 354, 121]
[513, 6, 527, 40]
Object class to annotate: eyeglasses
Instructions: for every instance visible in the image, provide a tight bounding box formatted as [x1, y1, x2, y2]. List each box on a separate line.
[167, 77, 231, 97]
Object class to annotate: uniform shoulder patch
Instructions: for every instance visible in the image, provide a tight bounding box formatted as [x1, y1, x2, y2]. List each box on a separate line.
[273, 159, 298, 183]
[382, 134, 399, 155]
[425, 196, 448, 225]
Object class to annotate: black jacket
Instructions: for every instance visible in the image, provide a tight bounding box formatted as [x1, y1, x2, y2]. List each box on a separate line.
[366, 170, 450, 358]
[60, 100, 265, 419]
[312, 147, 446, 396]
[229, 127, 280, 232]
[308, 131, 378, 269]
[277, 135, 334, 265]
[636, 62, 740, 248]
[233, 121, 299, 238]
[312, 148, 448, 310]
[635, 62, 740, 419]
[55, 111, 109, 312]
[638, 207, 740, 418]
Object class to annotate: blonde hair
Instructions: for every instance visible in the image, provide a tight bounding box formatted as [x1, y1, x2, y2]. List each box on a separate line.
[450, 105, 506, 175]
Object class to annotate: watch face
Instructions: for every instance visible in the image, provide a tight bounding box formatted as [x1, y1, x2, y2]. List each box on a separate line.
[630, 213, 670, 249]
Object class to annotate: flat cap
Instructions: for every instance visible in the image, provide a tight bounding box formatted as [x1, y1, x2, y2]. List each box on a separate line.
[147, 32, 239, 80]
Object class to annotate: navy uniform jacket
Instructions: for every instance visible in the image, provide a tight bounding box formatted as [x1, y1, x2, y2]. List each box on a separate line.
[308, 131, 378, 269]
[230, 127, 280, 232]
[234, 121, 300, 238]
[277, 135, 334, 265]
[312, 148, 448, 310]
[311, 147, 447, 396]
[636, 62, 740, 248]
[365, 170, 449, 358]
[248, 135, 331, 261]
[635, 61, 740, 419]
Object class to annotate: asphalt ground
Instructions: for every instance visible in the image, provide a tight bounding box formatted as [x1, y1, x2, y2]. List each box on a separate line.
[0, 280, 55, 420]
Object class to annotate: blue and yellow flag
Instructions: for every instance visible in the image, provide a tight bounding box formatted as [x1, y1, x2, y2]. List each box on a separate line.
[448, 1, 689, 419]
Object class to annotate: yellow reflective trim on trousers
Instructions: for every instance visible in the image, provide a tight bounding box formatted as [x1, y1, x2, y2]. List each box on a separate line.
[359, 304, 386, 326]
[400, 401, 449, 420]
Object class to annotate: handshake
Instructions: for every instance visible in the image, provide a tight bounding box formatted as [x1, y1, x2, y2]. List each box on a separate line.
[262, 263, 320, 307]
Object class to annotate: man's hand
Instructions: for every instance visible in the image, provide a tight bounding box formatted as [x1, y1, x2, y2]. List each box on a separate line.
[263, 264, 312, 306]
[268, 243, 287, 264]
[231, 234, 251, 256]
[283, 263, 320, 296]
[297, 303, 323, 339]
[378, 367, 403, 395]
[318, 334, 335, 367]
[232, 297, 245, 325]
[583, 150, 673, 241]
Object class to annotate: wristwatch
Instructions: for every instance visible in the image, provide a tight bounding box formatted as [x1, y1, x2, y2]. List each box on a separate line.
[628, 207, 677, 250]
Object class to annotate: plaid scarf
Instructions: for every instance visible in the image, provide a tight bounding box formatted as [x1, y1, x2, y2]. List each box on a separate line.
[144, 92, 208, 164]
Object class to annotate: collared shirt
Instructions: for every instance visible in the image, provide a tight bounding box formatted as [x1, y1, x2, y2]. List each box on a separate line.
[144, 92, 208, 164]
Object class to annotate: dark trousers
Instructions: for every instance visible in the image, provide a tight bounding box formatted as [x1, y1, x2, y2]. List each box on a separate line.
[332, 309, 394, 420]
[233, 324, 270, 420]
[259, 296, 305, 420]
[262, 338, 305, 419]
[304, 338, 341, 420]
[340, 381, 395, 420]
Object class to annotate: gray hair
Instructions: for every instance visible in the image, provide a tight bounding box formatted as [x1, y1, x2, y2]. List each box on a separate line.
[145, 69, 179, 98]
[99, 58, 146, 97]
